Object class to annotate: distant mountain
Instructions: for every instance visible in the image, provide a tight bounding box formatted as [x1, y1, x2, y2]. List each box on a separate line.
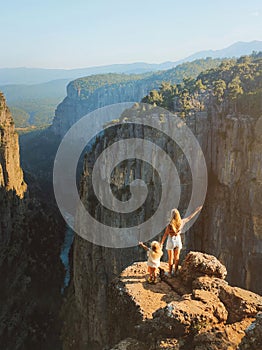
[0, 41, 261, 85]
[181, 40, 262, 62]
[0, 79, 68, 101]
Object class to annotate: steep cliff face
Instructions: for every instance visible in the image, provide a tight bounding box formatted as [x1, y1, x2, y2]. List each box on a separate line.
[0, 92, 30, 349]
[62, 102, 261, 349]
[51, 58, 221, 137]
[188, 111, 262, 293]
[51, 79, 157, 137]
[0, 92, 27, 245]
[0, 92, 27, 198]
[0, 93, 64, 349]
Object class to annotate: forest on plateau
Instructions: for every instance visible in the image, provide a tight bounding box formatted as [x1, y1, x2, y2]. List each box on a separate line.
[142, 52, 262, 118]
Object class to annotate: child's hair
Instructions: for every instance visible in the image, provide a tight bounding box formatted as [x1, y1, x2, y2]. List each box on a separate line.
[169, 208, 182, 233]
[150, 241, 163, 259]
[151, 241, 161, 253]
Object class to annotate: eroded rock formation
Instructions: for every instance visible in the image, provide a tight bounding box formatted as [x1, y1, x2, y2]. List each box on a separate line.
[61, 102, 262, 349]
[62, 103, 262, 349]
[0, 92, 27, 246]
[0, 93, 64, 349]
[108, 252, 262, 350]
[0, 92, 27, 198]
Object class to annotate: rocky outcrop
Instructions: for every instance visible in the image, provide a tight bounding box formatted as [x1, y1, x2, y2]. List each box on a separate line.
[0, 92, 27, 198]
[62, 100, 262, 349]
[179, 251, 227, 285]
[0, 92, 64, 350]
[108, 252, 262, 350]
[0, 92, 27, 246]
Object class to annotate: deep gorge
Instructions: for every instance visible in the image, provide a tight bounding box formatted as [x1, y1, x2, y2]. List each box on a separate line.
[1, 54, 261, 349]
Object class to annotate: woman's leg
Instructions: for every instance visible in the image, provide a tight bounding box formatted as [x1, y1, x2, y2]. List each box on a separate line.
[167, 250, 174, 274]
[173, 248, 180, 273]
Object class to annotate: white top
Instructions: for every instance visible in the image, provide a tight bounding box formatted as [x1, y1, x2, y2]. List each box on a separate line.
[147, 248, 162, 268]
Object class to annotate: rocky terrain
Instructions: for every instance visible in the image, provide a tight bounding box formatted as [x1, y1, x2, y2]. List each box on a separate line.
[61, 100, 261, 349]
[50, 58, 221, 137]
[0, 93, 64, 349]
[108, 252, 262, 350]
[0, 91, 27, 246]
[15, 55, 261, 349]
[0, 92, 27, 198]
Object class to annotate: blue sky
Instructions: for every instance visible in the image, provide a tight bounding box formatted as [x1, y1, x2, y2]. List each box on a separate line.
[1, 0, 262, 68]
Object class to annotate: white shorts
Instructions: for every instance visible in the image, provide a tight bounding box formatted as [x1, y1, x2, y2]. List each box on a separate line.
[166, 235, 182, 250]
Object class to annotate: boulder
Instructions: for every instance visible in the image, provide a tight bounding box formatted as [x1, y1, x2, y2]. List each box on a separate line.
[193, 318, 253, 350]
[179, 252, 227, 286]
[152, 296, 219, 337]
[193, 289, 228, 322]
[218, 285, 262, 323]
[192, 276, 228, 295]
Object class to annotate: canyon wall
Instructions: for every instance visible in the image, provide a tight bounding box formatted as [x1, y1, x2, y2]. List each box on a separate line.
[62, 103, 261, 349]
[51, 57, 221, 137]
[0, 93, 64, 350]
[188, 110, 262, 293]
[0, 92, 27, 244]
[51, 79, 157, 137]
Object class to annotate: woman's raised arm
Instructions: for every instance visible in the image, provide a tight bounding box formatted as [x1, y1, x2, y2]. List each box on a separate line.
[183, 206, 203, 224]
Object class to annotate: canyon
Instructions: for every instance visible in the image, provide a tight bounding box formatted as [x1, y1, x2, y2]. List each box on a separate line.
[60, 100, 261, 349]
[1, 54, 261, 349]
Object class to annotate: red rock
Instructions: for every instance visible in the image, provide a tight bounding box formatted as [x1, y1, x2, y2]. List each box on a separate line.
[179, 252, 227, 286]
[218, 285, 262, 323]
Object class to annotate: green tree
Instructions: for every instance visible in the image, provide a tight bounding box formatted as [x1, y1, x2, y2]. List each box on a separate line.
[142, 90, 163, 106]
[228, 76, 243, 112]
[213, 79, 226, 104]
[179, 89, 192, 117]
[195, 79, 206, 92]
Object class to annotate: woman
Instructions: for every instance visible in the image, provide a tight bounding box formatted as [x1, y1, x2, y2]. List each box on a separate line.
[160, 206, 202, 277]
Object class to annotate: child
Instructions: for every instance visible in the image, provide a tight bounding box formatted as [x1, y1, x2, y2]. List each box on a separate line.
[139, 241, 163, 283]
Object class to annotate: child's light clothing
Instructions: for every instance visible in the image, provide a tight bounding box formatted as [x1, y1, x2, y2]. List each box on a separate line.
[147, 248, 162, 268]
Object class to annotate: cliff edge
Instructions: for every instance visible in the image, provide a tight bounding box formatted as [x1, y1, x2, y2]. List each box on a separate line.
[108, 252, 262, 350]
[0, 92, 27, 198]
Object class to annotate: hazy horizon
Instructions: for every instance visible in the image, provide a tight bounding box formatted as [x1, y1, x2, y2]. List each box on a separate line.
[1, 0, 261, 69]
[0, 40, 260, 71]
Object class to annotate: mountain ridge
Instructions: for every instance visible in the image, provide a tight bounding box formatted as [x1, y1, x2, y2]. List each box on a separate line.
[1, 40, 261, 85]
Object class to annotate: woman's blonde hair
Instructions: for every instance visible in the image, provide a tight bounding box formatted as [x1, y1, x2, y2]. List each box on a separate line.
[169, 208, 182, 233]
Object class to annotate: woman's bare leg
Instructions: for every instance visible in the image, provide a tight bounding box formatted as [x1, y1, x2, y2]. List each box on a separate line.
[173, 248, 180, 273]
[167, 250, 174, 274]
